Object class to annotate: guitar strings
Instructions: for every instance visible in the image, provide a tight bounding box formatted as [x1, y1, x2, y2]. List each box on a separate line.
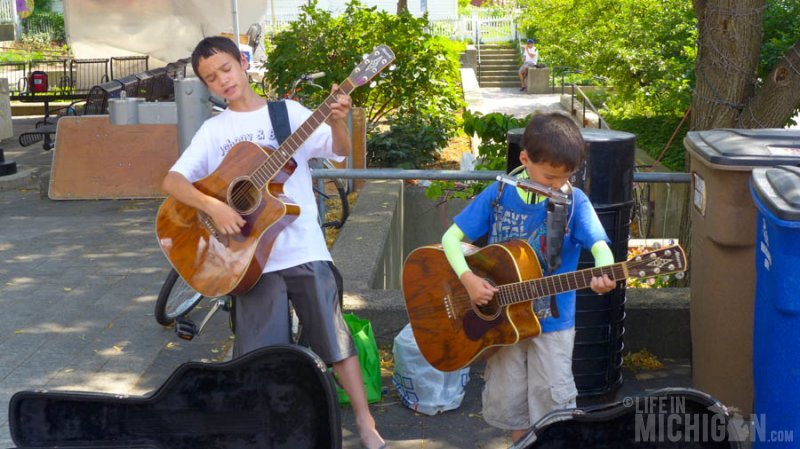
[226, 78, 357, 209]
[225, 91, 342, 211]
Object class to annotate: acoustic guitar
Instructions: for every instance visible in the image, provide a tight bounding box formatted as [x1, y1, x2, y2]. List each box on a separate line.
[156, 45, 395, 297]
[402, 240, 687, 372]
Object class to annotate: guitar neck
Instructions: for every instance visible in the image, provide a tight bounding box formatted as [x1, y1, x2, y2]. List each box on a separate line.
[251, 78, 356, 189]
[496, 263, 628, 306]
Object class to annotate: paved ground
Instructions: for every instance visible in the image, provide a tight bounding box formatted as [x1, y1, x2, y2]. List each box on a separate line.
[0, 87, 696, 449]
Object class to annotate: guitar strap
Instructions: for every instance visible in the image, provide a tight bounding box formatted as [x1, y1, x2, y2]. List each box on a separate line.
[267, 100, 292, 145]
[267, 101, 345, 307]
[492, 167, 573, 319]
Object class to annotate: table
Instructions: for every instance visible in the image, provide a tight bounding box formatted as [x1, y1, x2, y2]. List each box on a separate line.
[15, 92, 86, 126]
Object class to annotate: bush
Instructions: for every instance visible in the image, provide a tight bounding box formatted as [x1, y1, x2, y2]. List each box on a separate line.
[264, 0, 464, 128]
[602, 108, 689, 171]
[425, 110, 530, 200]
[367, 108, 455, 168]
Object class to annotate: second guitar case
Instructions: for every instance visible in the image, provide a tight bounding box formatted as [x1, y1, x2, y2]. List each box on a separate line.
[511, 388, 745, 449]
[8, 345, 341, 449]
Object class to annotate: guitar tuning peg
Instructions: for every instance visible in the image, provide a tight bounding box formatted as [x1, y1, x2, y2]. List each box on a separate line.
[675, 272, 685, 280]
[389, 64, 397, 72]
[370, 80, 377, 88]
[378, 72, 388, 79]
[362, 53, 369, 60]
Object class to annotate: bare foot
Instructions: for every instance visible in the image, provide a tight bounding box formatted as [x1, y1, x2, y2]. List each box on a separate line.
[356, 416, 386, 449]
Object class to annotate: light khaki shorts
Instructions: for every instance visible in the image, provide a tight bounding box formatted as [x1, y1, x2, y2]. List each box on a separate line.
[481, 328, 578, 430]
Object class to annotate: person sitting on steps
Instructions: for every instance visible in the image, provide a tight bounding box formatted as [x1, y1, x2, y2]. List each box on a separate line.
[519, 38, 539, 91]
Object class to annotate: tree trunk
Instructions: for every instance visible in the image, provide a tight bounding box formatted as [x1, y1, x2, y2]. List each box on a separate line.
[397, 0, 408, 14]
[689, 0, 764, 131]
[739, 40, 800, 128]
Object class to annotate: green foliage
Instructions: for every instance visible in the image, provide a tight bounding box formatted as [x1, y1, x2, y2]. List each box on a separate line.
[603, 108, 689, 171]
[425, 110, 530, 200]
[263, 0, 464, 129]
[23, 11, 65, 44]
[367, 108, 456, 168]
[518, 0, 696, 116]
[463, 109, 530, 170]
[761, 0, 800, 77]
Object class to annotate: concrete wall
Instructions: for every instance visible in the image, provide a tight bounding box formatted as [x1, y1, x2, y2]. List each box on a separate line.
[332, 180, 690, 358]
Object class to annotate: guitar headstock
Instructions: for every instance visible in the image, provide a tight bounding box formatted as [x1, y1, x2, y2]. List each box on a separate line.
[625, 245, 687, 280]
[348, 45, 396, 87]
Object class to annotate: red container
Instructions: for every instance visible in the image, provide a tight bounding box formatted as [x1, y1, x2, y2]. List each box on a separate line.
[29, 71, 48, 93]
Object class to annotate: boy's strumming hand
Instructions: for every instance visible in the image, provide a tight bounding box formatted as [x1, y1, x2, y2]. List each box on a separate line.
[590, 274, 616, 294]
[460, 271, 499, 307]
[204, 197, 246, 235]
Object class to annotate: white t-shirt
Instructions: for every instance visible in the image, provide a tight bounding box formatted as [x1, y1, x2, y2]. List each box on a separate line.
[169, 100, 344, 273]
[522, 46, 539, 65]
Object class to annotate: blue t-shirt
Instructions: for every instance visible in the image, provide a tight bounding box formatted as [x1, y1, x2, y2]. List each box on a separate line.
[453, 181, 609, 333]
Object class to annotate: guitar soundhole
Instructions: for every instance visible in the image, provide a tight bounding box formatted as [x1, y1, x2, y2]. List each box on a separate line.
[228, 178, 261, 215]
[473, 277, 501, 320]
[475, 299, 500, 320]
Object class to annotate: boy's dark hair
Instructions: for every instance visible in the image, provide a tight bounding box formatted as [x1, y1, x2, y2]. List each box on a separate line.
[191, 36, 242, 81]
[521, 112, 584, 172]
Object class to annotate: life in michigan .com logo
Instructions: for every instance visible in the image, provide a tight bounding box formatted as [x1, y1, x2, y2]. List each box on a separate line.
[625, 396, 795, 444]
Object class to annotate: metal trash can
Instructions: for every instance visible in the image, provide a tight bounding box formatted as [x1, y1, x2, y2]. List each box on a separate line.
[573, 129, 635, 397]
[751, 165, 800, 447]
[684, 128, 800, 416]
[506, 128, 525, 174]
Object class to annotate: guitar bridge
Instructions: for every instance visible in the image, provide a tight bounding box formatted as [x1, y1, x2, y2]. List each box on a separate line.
[199, 212, 229, 247]
[443, 294, 458, 326]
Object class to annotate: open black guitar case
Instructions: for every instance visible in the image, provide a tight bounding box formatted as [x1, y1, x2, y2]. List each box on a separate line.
[511, 388, 745, 449]
[8, 345, 341, 449]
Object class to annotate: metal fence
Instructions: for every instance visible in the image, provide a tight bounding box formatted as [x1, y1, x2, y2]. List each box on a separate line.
[0, 0, 13, 22]
[428, 14, 519, 43]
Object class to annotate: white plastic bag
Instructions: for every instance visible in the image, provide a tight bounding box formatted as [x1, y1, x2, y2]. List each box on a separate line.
[391, 323, 470, 415]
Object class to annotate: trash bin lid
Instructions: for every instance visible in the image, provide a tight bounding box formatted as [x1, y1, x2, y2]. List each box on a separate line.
[685, 129, 800, 168]
[752, 165, 800, 221]
[507, 128, 636, 145]
[581, 128, 636, 143]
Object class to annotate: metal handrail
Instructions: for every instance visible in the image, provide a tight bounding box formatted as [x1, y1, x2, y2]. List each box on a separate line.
[311, 168, 689, 184]
[571, 84, 608, 129]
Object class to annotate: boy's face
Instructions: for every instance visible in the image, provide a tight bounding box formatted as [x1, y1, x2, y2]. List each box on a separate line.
[196, 50, 250, 104]
[519, 151, 573, 190]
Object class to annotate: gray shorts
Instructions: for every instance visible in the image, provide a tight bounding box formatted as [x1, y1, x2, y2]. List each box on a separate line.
[481, 328, 578, 430]
[232, 261, 356, 364]
[519, 60, 538, 74]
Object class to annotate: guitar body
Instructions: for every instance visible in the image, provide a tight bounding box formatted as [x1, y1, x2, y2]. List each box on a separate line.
[402, 239, 544, 372]
[156, 141, 300, 297]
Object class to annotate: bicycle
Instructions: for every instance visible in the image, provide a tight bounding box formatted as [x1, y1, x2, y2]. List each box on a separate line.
[154, 72, 351, 341]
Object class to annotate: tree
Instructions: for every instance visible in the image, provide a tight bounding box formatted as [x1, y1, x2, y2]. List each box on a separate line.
[691, 0, 800, 130]
[397, 0, 408, 13]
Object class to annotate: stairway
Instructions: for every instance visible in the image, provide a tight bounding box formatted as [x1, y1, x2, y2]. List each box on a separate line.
[476, 43, 520, 88]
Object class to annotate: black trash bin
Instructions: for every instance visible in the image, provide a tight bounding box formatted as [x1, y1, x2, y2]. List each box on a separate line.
[506, 126, 636, 396]
[573, 129, 635, 397]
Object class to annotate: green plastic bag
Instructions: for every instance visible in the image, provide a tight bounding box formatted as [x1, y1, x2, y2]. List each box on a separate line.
[336, 313, 382, 405]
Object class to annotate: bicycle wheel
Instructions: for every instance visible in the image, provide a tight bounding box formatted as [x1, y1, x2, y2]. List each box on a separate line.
[154, 268, 205, 326]
[313, 159, 350, 229]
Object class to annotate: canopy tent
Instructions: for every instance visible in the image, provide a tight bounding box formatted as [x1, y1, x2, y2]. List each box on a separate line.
[63, 0, 269, 68]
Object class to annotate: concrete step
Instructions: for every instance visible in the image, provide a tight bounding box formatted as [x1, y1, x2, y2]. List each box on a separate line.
[478, 73, 519, 81]
[479, 52, 518, 60]
[481, 54, 517, 60]
[479, 80, 520, 88]
[480, 63, 518, 71]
